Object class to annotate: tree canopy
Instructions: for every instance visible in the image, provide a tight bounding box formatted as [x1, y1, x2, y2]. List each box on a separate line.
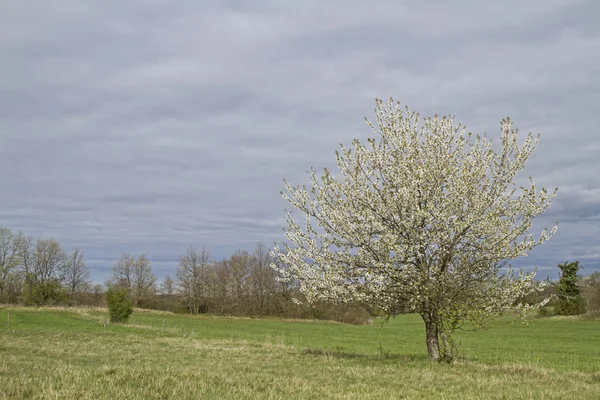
[273, 98, 558, 361]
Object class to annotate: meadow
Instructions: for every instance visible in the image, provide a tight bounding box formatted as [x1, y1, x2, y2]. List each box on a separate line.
[1, 307, 599, 399]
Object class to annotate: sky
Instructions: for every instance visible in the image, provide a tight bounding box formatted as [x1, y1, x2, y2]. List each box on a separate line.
[1, 0, 599, 283]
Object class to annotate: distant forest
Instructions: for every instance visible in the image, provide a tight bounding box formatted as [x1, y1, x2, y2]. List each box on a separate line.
[2, 226, 599, 322]
[0, 226, 372, 324]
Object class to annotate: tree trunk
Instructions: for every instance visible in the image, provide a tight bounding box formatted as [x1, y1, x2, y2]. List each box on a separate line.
[422, 313, 441, 361]
[440, 331, 453, 362]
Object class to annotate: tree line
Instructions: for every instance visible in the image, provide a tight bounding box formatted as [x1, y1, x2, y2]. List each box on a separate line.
[107, 243, 299, 317]
[0, 226, 94, 306]
[2, 225, 598, 325]
[0, 226, 371, 323]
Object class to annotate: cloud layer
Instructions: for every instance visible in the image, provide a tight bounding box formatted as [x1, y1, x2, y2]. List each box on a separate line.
[1, 0, 599, 281]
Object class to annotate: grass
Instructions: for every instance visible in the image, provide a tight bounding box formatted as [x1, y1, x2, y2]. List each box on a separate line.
[1, 307, 599, 399]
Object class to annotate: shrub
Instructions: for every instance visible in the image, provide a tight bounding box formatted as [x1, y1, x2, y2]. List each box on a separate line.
[337, 305, 372, 325]
[554, 261, 586, 316]
[106, 287, 133, 323]
[555, 295, 586, 316]
[537, 306, 553, 318]
[321, 302, 373, 325]
[23, 279, 68, 306]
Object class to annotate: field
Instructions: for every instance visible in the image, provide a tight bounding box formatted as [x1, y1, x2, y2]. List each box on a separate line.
[1, 307, 599, 399]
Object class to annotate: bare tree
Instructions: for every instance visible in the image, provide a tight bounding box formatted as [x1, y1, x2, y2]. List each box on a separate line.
[0, 227, 26, 301]
[31, 239, 66, 285]
[108, 253, 156, 306]
[212, 259, 231, 314]
[61, 247, 91, 304]
[160, 274, 175, 295]
[228, 250, 250, 313]
[248, 242, 277, 315]
[21, 238, 66, 305]
[176, 247, 211, 314]
[19, 234, 33, 281]
[132, 253, 156, 306]
[109, 253, 135, 289]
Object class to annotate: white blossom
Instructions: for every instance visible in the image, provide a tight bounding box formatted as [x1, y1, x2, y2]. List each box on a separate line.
[272, 98, 557, 361]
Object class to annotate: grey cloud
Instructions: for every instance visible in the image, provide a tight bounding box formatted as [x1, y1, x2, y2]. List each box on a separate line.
[1, 0, 599, 282]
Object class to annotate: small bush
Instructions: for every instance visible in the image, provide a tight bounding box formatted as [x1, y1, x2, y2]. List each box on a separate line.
[106, 287, 133, 323]
[337, 306, 372, 325]
[537, 306, 553, 318]
[23, 279, 68, 306]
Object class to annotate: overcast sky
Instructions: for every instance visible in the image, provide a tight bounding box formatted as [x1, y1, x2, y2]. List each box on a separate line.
[1, 0, 599, 283]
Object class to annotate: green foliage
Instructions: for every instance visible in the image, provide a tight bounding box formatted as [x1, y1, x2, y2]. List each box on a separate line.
[22, 278, 68, 306]
[555, 295, 586, 316]
[555, 261, 586, 316]
[106, 287, 133, 323]
[537, 306, 554, 318]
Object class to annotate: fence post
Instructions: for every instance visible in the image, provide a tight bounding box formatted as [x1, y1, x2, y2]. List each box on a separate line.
[181, 321, 184, 337]
[104, 319, 107, 330]
[162, 319, 165, 333]
[7, 311, 9, 330]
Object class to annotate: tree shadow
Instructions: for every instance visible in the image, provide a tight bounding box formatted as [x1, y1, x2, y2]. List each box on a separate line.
[300, 346, 426, 362]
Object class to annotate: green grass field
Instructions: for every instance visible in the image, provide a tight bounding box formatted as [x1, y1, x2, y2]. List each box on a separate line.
[1, 307, 599, 399]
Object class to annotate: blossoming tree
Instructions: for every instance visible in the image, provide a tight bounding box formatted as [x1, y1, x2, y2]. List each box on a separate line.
[272, 98, 558, 362]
